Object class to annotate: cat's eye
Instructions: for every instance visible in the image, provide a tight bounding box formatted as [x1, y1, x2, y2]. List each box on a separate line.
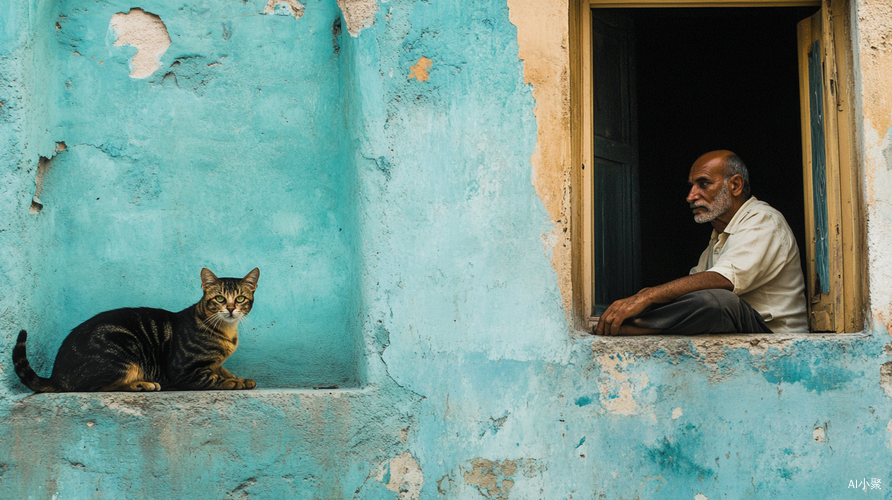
[214, 296, 225, 303]
[236, 296, 246, 303]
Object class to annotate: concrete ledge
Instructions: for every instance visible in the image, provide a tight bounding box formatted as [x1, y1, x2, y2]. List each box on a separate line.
[580, 331, 874, 363]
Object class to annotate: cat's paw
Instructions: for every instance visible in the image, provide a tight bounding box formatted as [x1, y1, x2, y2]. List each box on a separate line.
[219, 378, 256, 390]
[133, 381, 161, 391]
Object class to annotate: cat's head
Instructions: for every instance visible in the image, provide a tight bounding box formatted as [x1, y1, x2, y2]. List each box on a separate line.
[199, 268, 260, 324]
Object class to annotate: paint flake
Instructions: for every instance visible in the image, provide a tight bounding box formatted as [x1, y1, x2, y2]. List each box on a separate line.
[110, 9, 171, 79]
[262, 0, 305, 19]
[409, 57, 433, 82]
[376, 451, 423, 500]
[597, 353, 647, 415]
[462, 458, 544, 500]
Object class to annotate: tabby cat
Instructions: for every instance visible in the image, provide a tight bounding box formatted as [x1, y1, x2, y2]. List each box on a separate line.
[13, 268, 259, 392]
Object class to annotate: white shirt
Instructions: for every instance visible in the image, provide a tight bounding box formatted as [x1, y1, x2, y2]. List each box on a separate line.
[690, 196, 808, 333]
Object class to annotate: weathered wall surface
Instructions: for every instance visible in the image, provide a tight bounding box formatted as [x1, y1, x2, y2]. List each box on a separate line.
[2, 0, 892, 498]
[6, 0, 364, 389]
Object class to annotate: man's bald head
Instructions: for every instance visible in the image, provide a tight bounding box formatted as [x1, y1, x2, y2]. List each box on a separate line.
[687, 150, 750, 230]
[692, 150, 751, 199]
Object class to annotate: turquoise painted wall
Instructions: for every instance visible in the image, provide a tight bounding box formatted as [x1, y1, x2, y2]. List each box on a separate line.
[2, 0, 892, 498]
[9, 0, 363, 388]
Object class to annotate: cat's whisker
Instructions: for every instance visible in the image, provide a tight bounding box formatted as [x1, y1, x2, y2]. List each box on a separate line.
[237, 314, 254, 330]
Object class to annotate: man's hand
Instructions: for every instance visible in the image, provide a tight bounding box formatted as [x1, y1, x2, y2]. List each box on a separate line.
[594, 290, 653, 336]
[592, 272, 733, 336]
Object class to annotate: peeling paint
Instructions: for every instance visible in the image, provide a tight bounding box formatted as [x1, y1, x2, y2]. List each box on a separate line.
[3, 1, 892, 498]
[507, 0, 573, 315]
[597, 353, 646, 415]
[262, 0, 305, 19]
[881, 362, 892, 398]
[408, 56, 432, 82]
[689, 336, 795, 365]
[858, 1, 892, 134]
[888, 421, 892, 451]
[376, 451, 423, 500]
[462, 458, 544, 500]
[110, 9, 171, 79]
[591, 335, 808, 368]
[337, 0, 378, 37]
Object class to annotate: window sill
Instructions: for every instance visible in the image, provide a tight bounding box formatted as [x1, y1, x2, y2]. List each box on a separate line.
[13, 387, 374, 409]
[581, 331, 872, 353]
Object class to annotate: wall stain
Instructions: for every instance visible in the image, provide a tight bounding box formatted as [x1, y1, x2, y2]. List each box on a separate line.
[760, 356, 854, 393]
[646, 437, 714, 480]
[574, 395, 593, 407]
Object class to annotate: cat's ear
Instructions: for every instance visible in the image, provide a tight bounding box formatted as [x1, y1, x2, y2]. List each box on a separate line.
[200, 268, 219, 291]
[241, 268, 260, 291]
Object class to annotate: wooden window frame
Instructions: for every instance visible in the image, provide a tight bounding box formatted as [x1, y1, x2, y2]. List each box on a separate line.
[569, 0, 866, 333]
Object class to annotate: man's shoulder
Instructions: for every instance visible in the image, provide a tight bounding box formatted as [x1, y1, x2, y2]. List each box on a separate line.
[730, 198, 796, 243]
[735, 198, 788, 227]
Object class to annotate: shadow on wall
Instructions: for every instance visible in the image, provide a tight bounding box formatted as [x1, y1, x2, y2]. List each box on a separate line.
[18, 0, 366, 390]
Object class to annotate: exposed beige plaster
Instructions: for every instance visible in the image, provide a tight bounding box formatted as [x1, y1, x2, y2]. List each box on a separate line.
[858, 0, 892, 328]
[886, 420, 892, 448]
[881, 362, 892, 398]
[461, 458, 544, 500]
[376, 451, 423, 500]
[858, 0, 892, 135]
[596, 353, 647, 415]
[590, 335, 803, 368]
[813, 427, 826, 442]
[862, 119, 892, 322]
[337, 0, 379, 37]
[262, 0, 305, 19]
[672, 407, 682, 419]
[409, 57, 433, 82]
[507, 0, 573, 317]
[688, 336, 796, 365]
[888, 420, 892, 450]
[110, 9, 171, 79]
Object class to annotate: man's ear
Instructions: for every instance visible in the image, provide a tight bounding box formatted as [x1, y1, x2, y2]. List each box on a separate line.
[728, 174, 745, 197]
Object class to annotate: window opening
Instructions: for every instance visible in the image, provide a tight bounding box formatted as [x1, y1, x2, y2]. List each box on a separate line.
[574, 0, 864, 332]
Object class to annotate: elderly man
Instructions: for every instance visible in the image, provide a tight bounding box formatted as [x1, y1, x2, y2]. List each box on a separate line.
[594, 150, 808, 336]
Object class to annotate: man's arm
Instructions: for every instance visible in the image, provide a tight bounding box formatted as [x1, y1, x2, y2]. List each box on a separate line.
[594, 271, 732, 336]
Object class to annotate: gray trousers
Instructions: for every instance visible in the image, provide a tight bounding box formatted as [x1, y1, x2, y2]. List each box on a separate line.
[626, 289, 772, 334]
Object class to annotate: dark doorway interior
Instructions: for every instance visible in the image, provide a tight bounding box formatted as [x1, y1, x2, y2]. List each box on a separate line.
[625, 7, 817, 287]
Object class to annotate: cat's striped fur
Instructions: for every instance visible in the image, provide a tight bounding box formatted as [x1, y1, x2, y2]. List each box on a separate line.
[13, 268, 259, 392]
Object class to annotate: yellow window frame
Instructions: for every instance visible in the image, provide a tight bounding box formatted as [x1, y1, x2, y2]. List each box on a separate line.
[569, 0, 866, 333]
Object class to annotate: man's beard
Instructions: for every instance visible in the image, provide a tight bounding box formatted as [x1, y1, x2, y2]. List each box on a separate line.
[691, 180, 732, 224]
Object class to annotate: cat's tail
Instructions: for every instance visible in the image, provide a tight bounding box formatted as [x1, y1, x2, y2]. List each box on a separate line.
[13, 330, 57, 393]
